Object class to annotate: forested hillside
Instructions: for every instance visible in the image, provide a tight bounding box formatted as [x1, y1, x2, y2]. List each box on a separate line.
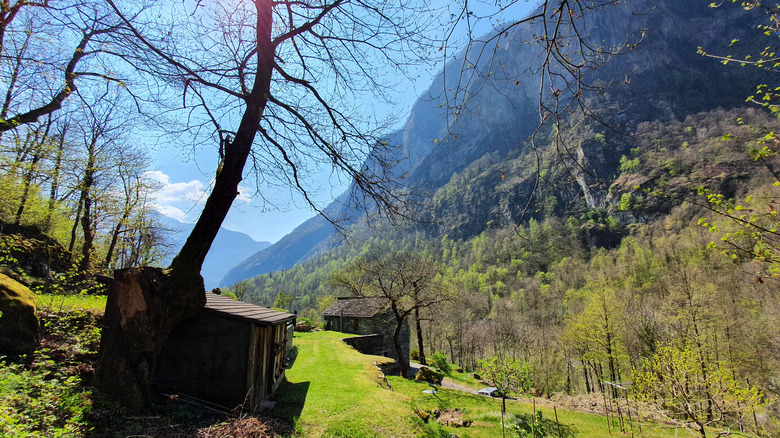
[2, 0, 780, 434]
[230, 104, 780, 433]
[223, 0, 771, 283]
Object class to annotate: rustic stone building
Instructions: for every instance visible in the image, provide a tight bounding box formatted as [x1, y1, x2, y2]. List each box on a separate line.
[322, 297, 409, 371]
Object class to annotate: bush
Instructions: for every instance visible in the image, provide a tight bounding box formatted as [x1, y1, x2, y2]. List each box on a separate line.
[295, 317, 315, 332]
[512, 410, 576, 438]
[430, 351, 451, 375]
[0, 310, 101, 437]
[410, 348, 420, 362]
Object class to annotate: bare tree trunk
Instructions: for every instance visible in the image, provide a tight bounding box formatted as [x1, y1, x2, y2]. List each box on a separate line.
[393, 316, 409, 378]
[14, 114, 51, 227]
[96, 0, 274, 412]
[104, 210, 128, 269]
[15, 148, 41, 227]
[79, 155, 95, 272]
[45, 130, 66, 231]
[415, 307, 426, 365]
[68, 196, 82, 255]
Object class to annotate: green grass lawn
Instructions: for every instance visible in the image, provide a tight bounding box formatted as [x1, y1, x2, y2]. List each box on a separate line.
[36, 293, 107, 315]
[273, 331, 429, 437]
[273, 331, 683, 437]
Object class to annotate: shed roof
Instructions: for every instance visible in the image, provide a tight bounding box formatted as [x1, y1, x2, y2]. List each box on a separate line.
[205, 292, 296, 326]
[322, 297, 389, 318]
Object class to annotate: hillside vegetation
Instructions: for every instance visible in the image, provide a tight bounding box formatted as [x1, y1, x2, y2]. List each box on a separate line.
[230, 106, 780, 436]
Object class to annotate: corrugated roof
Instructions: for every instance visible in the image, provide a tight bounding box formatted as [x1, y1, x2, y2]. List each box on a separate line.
[322, 297, 389, 318]
[205, 292, 296, 326]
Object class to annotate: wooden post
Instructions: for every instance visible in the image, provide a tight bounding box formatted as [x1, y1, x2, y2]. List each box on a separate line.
[554, 406, 562, 438]
[602, 386, 611, 435]
[532, 397, 536, 438]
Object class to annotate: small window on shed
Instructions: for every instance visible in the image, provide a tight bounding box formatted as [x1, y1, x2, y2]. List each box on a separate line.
[353, 318, 359, 332]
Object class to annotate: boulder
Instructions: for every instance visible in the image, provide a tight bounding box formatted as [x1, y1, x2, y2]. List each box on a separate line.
[414, 366, 442, 385]
[0, 273, 39, 358]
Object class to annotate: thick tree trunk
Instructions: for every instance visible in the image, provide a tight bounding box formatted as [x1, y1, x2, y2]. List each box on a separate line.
[96, 0, 274, 412]
[415, 307, 426, 365]
[393, 316, 409, 378]
[95, 267, 205, 411]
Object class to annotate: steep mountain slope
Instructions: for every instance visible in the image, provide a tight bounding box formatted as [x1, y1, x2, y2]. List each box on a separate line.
[223, 0, 770, 285]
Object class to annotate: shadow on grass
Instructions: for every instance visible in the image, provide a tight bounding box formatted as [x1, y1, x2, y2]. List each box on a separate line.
[512, 411, 577, 438]
[272, 380, 310, 422]
[285, 346, 299, 369]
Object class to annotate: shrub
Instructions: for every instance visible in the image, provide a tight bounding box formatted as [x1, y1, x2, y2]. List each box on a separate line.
[512, 410, 576, 438]
[295, 317, 314, 332]
[430, 351, 451, 375]
[410, 348, 420, 362]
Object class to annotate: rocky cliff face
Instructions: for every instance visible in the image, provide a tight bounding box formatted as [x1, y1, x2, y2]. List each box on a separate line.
[223, 0, 772, 282]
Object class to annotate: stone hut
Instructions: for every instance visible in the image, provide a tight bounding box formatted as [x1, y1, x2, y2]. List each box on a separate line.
[322, 297, 409, 371]
[153, 291, 296, 411]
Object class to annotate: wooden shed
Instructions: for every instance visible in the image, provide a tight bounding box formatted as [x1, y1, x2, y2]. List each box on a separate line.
[153, 291, 296, 411]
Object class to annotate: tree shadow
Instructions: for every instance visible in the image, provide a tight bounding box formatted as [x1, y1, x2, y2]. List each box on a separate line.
[272, 380, 310, 422]
[512, 410, 577, 438]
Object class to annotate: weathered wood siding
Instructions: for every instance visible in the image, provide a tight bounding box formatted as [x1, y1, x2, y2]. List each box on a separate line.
[153, 313, 249, 409]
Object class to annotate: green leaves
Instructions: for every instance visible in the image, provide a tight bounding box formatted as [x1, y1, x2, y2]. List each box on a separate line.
[476, 355, 533, 397]
[633, 345, 767, 434]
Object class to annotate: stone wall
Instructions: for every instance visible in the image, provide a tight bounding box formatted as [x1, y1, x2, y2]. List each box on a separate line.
[325, 310, 410, 371]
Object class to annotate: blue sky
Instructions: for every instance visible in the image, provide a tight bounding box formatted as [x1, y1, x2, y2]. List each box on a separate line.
[146, 1, 540, 244]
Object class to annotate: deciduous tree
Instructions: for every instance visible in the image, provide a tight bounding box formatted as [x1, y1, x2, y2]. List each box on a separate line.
[477, 355, 534, 438]
[330, 249, 446, 378]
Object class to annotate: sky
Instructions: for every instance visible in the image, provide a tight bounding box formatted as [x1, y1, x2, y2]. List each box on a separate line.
[147, 1, 540, 244]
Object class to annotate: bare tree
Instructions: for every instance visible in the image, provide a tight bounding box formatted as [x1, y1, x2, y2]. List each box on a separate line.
[437, 0, 638, 220]
[330, 249, 446, 378]
[103, 146, 152, 270]
[0, 0, 126, 132]
[96, 0, 440, 410]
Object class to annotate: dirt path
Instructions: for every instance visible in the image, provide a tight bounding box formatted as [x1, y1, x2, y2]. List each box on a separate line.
[440, 377, 478, 394]
[408, 361, 478, 394]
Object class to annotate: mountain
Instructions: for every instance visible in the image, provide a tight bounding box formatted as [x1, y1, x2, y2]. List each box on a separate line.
[158, 216, 271, 289]
[222, 0, 769, 285]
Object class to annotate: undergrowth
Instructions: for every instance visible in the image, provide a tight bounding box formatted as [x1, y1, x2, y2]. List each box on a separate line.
[0, 311, 100, 437]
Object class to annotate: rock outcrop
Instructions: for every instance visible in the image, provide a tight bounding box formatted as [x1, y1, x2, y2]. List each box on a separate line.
[0, 273, 39, 358]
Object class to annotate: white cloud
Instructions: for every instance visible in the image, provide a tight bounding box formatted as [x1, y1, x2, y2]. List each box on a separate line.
[145, 170, 208, 204]
[153, 204, 190, 222]
[145, 170, 251, 222]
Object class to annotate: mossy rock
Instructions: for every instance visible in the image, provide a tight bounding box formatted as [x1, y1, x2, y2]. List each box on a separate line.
[414, 366, 442, 385]
[0, 273, 39, 357]
[0, 231, 72, 277]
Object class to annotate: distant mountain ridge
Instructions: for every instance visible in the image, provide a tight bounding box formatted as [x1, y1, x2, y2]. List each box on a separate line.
[221, 0, 768, 286]
[157, 216, 270, 289]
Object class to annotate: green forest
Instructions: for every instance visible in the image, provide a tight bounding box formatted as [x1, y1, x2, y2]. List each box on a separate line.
[227, 107, 780, 435]
[2, 0, 780, 436]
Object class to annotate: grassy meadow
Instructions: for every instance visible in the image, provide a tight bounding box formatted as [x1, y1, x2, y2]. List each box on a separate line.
[274, 331, 684, 437]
